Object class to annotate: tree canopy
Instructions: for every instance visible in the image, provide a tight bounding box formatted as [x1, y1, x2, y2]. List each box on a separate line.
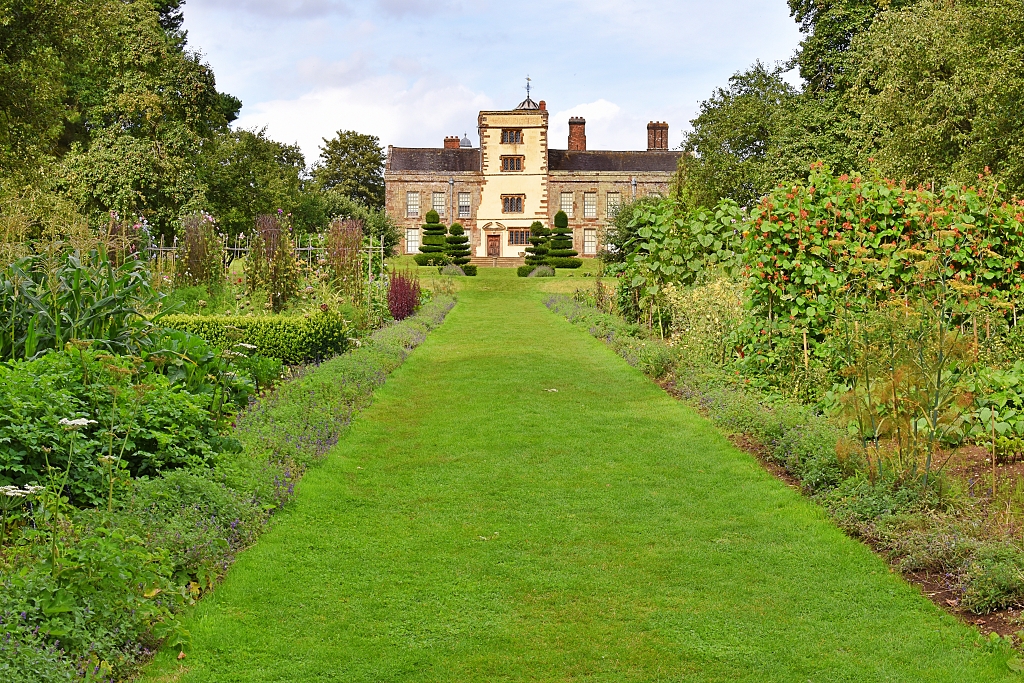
[312, 130, 386, 209]
[679, 0, 1024, 207]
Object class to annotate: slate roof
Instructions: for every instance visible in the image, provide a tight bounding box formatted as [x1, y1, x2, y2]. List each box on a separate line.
[388, 148, 481, 173]
[387, 147, 682, 174]
[547, 150, 682, 173]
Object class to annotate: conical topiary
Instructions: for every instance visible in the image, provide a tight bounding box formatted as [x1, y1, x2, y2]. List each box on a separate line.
[414, 209, 449, 266]
[445, 222, 476, 276]
[518, 220, 551, 277]
[547, 210, 582, 269]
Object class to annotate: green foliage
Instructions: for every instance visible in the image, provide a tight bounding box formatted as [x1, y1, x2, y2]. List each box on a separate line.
[526, 266, 555, 278]
[445, 222, 471, 267]
[416, 210, 448, 266]
[244, 214, 300, 312]
[311, 130, 386, 209]
[745, 166, 1024, 340]
[616, 196, 744, 328]
[0, 247, 162, 361]
[316, 191, 400, 256]
[198, 128, 308, 239]
[847, 0, 1024, 192]
[462, 265, 477, 276]
[523, 220, 550, 271]
[161, 311, 350, 365]
[0, 349, 233, 504]
[548, 210, 581, 269]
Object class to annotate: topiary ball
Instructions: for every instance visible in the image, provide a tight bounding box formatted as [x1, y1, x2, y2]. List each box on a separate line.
[425, 209, 440, 224]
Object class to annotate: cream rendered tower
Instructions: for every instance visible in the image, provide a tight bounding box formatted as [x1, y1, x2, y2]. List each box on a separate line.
[473, 97, 549, 259]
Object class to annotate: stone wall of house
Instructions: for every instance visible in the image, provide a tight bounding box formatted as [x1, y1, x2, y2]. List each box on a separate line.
[547, 172, 674, 256]
[384, 172, 483, 255]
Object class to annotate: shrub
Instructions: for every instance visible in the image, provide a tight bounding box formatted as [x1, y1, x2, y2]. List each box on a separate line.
[522, 220, 550, 274]
[439, 264, 465, 276]
[244, 214, 300, 312]
[174, 214, 224, 287]
[462, 265, 477, 276]
[445, 222, 472, 270]
[548, 210, 582, 269]
[0, 350, 231, 504]
[161, 312, 351, 364]
[388, 269, 421, 321]
[415, 210, 448, 266]
[526, 265, 555, 278]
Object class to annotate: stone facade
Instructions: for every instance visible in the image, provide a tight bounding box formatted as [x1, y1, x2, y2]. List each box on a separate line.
[384, 98, 682, 262]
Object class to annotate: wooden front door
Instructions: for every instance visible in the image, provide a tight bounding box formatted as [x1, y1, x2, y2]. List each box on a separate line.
[487, 234, 500, 257]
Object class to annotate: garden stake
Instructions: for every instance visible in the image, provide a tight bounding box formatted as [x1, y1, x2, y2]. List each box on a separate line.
[992, 409, 997, 498]
[803, 330, 809, 373]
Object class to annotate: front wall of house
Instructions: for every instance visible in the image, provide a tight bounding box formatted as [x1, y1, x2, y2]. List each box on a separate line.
[475, 110, 549, 258]
[384, 172, 483, 255]
[547, 172, 674, 257]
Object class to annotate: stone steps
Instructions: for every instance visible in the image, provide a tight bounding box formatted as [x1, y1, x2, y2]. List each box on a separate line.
[468, 256, 525, 268]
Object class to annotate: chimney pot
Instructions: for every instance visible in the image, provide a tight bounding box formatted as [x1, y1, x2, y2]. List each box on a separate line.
[568, 117, 586, 151]
[444, 135, 460, 149]
[647, 121, 669, 150]
[539, 100, 546, 110]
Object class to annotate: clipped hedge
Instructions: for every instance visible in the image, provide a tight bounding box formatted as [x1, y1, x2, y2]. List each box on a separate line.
[161, 312, 351, 364]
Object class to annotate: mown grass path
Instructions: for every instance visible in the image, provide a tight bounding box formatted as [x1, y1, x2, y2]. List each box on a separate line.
[146, 269, 1013, 682]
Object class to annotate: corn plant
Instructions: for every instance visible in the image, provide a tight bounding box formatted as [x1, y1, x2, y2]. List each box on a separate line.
[0, 247, 163, 360]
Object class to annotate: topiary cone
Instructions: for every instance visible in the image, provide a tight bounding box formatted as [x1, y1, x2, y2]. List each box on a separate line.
[415, 209, 449, 266]
[547, 210, 582, 268]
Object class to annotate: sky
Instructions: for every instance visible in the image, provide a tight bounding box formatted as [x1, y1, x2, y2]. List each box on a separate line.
[181, 1, 804, 164]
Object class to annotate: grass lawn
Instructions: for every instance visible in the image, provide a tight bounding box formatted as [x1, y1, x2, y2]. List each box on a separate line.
[144, 267, 1016, 682]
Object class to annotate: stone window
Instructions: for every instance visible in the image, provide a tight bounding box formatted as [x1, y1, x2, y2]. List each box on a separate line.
[508, 229, 531, 246]
[583, 192, 597, 219]
[458, 192, 471, 218]
[502, 195, 525, 213]
[584, 228, 597, 255]
[606, 192, 621, 218]
[432, 191, 445, 217]
[501, 129, 523, 144]
[501, 156, 524, 172]
[560, 192, 574, 217]
[405, 228, 420, 254]
[406, 191, 420, 218]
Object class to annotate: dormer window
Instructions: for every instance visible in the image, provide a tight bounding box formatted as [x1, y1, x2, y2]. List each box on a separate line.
[501, 156, 524, 172]
[501, 129, 523, 144]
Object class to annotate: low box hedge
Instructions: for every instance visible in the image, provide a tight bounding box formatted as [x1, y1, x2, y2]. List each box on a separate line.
[161, 312, 351, 364]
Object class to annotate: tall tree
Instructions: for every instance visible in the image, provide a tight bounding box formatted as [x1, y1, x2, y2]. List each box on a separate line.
[848, 0, 1024, 192]
[312, 130, 385, 208]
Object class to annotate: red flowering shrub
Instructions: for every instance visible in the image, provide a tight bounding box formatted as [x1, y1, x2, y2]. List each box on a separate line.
[387, 269, 420, 321]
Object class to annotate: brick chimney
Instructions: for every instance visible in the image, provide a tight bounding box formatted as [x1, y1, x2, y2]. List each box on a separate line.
[568, 117, 586, 151]
[444, 135, 460, 149]
[538, 100, 546, 110]
[647, 122, 669, 150]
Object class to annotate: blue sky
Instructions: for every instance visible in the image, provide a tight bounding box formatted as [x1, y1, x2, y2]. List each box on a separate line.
[182, 1, 804, 163]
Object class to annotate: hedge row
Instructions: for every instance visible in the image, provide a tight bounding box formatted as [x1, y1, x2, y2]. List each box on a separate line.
[161, 312, 351, 364]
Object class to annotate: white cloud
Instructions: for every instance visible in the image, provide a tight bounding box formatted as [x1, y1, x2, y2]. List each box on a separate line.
[196, 0, 350, 18]
[550, 100, 654, 151]
[234, 76, 494, 162]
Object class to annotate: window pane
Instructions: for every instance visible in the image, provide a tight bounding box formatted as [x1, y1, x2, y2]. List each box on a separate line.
[406, 192, 419, 218]
[432, 191, 445, 216]
[607, 192, 621, 218]
[584, 192, 597, 218]
[458, 192, 471, 218]
[560, 192, 573, 217]
[584, 228, 597, 255]
[405, 228, 420, 254]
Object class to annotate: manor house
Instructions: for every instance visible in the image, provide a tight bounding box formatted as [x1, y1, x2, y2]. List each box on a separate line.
[384, 95, 682, 264]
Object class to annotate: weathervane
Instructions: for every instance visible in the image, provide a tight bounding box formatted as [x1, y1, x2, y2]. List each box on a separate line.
[525, 75, 532, 99]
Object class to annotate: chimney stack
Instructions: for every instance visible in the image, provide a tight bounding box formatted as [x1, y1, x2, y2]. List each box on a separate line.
[568, 117, 586, 151]
[444, 135, 460, 149]
[538, 100, 546, 110]
[647, 122, 669, 150]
